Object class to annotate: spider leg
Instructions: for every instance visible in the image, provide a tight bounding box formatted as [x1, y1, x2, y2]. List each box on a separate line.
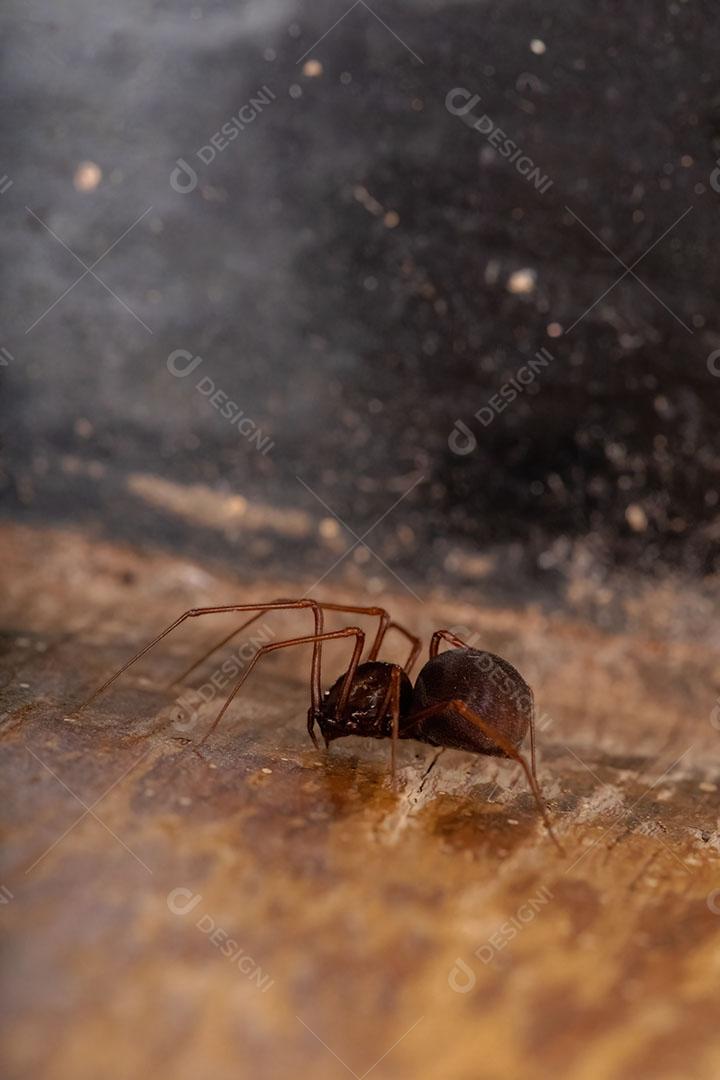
[74, 600, 324, 717]
[314, 606, 420, 673]
[368, 664, 403, 784]
[169, 598, 301, 688]
[172, 600, 423, 682]
[429, 629, 471, 658]
[171, 600, 391, 688]
[375, 622, 421, 675]
[389, 666, 401, 785]
[429, 628, 538, 784]
[315, 603, 389, 660]
[403, 698, 562, 852]
[198, 626, 366, 747]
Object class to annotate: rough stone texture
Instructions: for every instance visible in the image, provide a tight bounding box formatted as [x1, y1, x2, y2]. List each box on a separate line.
[2, 522, 720, 1080]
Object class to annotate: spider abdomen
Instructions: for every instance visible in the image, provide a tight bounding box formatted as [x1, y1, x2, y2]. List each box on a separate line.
[409, 648, 533, 756]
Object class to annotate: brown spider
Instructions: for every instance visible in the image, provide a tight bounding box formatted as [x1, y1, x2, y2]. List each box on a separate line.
[77, 598, 560, 848]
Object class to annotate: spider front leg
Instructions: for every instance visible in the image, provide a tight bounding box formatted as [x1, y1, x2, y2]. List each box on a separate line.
[199, 626, 366, 747]
[173, 601, 421, 686]
[73, 600, 325, 718]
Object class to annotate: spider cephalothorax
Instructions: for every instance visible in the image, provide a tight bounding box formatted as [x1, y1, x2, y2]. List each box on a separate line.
[315, 661, 413, 744]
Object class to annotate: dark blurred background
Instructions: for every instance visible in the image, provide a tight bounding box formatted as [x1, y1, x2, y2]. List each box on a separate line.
[2, 0, 719, 605]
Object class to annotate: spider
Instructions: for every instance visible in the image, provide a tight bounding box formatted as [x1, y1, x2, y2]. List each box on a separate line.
[77, 598, 560, 848]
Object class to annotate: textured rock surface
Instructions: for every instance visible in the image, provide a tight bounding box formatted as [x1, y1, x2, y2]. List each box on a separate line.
[2, 523, 720, 1080]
